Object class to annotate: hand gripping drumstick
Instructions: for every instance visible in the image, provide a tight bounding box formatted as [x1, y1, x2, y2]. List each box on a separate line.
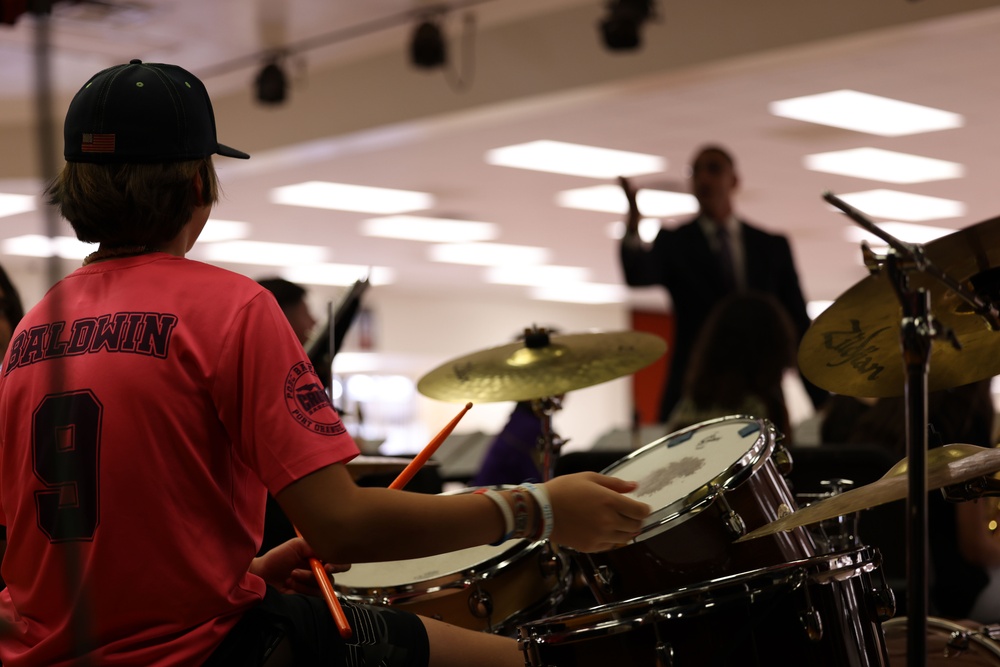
[390, 402, 473, 490]
[294, 525, 353, 639]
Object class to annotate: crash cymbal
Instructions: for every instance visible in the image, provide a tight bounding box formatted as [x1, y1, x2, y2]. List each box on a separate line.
[737, 444, 1000, 542]
[417, 329, 667, 403]
[799, 214, 1000, 397]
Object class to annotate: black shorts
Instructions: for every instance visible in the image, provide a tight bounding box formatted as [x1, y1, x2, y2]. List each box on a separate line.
[206, 586, 430, 667]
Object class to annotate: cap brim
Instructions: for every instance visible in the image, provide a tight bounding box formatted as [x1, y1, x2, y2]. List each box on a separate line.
[217, 143, 250, 160]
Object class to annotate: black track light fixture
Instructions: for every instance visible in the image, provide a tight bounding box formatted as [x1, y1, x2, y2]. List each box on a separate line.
[599, 0, 654, 51]
[410, 14, 447, 69]
[255, 57, 287, 105]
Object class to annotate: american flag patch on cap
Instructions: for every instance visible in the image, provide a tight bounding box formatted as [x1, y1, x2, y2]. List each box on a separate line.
[81, 133, 115, 153]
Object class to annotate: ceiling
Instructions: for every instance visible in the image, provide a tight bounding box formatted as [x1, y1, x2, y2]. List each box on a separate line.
[3, 0, 1000, 314]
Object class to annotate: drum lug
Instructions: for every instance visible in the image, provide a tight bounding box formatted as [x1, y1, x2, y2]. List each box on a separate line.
[652, 618, 675, 667]
[799, 608, 824, 642]
[712, 486, 746, 538]
[539, 542, 564, 578]
[872, 560, 897, 622]
[468, 586, 494, 621]
[772, 444, 794, 477]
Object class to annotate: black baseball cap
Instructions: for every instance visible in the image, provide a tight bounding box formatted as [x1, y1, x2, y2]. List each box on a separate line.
[64, 59, 250, 164]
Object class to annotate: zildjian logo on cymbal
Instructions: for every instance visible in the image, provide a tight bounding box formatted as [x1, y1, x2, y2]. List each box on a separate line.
[821, 319, 891, 381]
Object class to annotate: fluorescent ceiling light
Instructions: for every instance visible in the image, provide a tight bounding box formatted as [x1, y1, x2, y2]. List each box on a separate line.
[607, 218, 661, 243]
[271, 181, 434, 214]
[769, 90, 963, 137]
[558, 184, 698, 217]
[805, 148, 964, 184]
[361, 215, 498, 243]
[530, 283, 628, 304]
[485, 264, 591, 286]
[2, 234, 91, 259]
[0, 193, 35, 219]
[201, 219, 251, 243]
[843, 221, 955, 245]
[485, 140, 665, 179]
[282, 263, 395, 286]
[429, 243, 550, 266]
[195, 240, 329, 266]
[832, 189, 965, 222]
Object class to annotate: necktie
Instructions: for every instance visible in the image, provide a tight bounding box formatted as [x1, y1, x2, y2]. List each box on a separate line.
[716, 225, 736, 292]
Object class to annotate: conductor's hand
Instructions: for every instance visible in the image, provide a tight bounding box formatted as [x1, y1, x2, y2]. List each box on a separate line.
[618, 175, 641, 234]
[250, 537, 351, 595]
[544, 472, 650, 553]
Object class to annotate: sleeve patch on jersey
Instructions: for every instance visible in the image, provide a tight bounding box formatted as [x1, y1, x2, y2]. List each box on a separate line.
[283, 361, 346, 436]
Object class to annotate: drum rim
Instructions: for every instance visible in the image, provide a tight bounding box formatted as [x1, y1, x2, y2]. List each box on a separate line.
[519, 546, 879, 645]
[600, 415, 777, 540]
[882, 616, 1000, 659]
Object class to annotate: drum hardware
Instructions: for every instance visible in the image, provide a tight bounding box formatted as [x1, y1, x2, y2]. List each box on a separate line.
[738, 444, 1000, 541]
[772, 443, 794, 476]
[707, 482, 747, 538]
[795, 569, 824, 642]
[777, 194, 1000, 667]
[797, 478, 862, 554]
[467, 585, 493, 621]
[883, 617, 1000, 664]
[939, 472, 1000, 502]
[651, 621, 674, 667]
[872, 562, 898, 622]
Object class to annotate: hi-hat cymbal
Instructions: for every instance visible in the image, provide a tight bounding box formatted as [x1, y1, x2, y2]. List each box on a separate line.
[417, 329, 667, 403]
[737, 444, 1000, 542]
[799, 214, 1000, 397]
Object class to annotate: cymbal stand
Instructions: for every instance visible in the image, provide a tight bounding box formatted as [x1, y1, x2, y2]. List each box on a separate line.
[530, 395, 566, 482]
[824, 192, 999, 667]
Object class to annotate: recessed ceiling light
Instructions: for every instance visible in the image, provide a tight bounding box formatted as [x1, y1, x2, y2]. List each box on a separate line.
[1, 234, 91, 259]
[832, 189, 965, 222]
[530, 283, 628, 304]
[428, 243, 551, 266]
[770, 90, 963, 137]
[843, 221, 955, 245]
[0, 193, 35, 219]
[282, 263, 395, 286]
[485, 140, 665, 179]
[361, 215, 498, 243]
[195, 241, 330, 266]
[557, 184, 698, 217]
[485, 265, 591, 286]
[805, 148, 964, 184]
[271, 181, 434, 214]
[201, 219, 251, 243]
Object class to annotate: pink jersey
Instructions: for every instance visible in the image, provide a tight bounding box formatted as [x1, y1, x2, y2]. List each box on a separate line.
[0, 253, 359, 666]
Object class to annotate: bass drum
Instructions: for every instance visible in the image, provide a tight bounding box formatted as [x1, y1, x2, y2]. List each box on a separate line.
[883, 617, 1000, 665]
[520, 547, 893, 667]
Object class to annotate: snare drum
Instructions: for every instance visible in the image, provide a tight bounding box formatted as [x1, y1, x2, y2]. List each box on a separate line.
[580, 416, 816, 602]
[333, 488, 570, 634]
[519, 547, 892, 667]
[883, 617, 1000, 664]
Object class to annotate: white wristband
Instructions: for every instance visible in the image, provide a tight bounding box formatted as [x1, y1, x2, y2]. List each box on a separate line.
[521, 482, 554, 541]
[476, 488, 514, 545]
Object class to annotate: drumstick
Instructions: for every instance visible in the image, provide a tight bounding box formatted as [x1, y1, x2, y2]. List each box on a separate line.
[294, 525, 353, 639]
[390, 402, 473, 490]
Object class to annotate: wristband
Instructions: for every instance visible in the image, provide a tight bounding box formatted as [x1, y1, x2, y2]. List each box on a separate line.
[521, 482, 554, 541]
[475, 488, 513, 546]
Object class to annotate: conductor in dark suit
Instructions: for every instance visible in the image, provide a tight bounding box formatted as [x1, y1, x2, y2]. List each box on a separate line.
[619, 144, 828, 422]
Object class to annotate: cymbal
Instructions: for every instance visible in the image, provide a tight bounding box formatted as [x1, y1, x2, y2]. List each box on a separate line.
[737, 444, 1000, 542]
[417, 330, 667, 403]
[799, 214, 1000, 397]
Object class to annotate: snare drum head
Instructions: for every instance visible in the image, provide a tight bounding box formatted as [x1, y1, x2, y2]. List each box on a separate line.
[603, 416, 773, 539]
[334, 539, 530, 590]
